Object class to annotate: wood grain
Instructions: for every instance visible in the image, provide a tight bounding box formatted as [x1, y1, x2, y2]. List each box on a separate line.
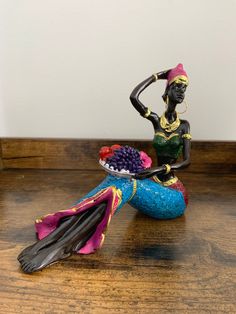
[1, 138, 236, 173]
[0, 139, 3, 170]
[0, 169, 235, 313]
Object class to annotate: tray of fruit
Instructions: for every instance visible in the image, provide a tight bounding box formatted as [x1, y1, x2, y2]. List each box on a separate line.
[99, 144, 152, 179]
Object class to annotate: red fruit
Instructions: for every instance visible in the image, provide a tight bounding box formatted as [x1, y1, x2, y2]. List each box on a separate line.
[111, 144, 121, 152]
[99, 146, 113, 160]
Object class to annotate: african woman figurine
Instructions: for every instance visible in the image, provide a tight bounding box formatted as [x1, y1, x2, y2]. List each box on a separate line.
[18, 63, 191, 273]
[130, 63, 191, 202]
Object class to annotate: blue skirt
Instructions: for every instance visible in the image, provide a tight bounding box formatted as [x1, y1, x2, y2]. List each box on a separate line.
[75, 174, 186, 219]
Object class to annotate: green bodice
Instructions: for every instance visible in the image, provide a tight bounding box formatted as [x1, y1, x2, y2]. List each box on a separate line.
[152, 132, 183, 159]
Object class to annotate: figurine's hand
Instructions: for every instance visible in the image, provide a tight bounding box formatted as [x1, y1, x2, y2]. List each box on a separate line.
[134, 166, 165, 180]
[156, 69, 171, 80]
[134, 170, 152, 180]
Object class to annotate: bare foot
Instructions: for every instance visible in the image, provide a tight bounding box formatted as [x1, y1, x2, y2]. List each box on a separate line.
[20, 242, 72, 273]
[18, 215, 79, 262]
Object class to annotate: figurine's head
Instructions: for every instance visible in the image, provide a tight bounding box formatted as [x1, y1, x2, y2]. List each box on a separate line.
[162, 63, 188, 105]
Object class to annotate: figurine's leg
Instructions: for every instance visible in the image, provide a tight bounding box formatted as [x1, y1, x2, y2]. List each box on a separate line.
[18, 202, 106, 273]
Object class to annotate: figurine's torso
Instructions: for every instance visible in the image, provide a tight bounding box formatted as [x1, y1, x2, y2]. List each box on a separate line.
[151, 116, 189, 182]
[153, 132, 183, 159]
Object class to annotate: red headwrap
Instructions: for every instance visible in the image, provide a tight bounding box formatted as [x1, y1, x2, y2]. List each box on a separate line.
[167, 63, 188, 86]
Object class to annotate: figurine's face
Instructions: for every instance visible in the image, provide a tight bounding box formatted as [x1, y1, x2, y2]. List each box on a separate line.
[168, 82, 187, 104]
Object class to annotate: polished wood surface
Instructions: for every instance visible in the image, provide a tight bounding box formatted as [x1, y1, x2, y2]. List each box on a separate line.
[0, 169, 235, 313]
[1, 138, 235, 173]
[0, 139, 3, 170]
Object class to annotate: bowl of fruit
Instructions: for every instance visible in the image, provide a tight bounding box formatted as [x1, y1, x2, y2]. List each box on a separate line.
[99, 144, 152, 178]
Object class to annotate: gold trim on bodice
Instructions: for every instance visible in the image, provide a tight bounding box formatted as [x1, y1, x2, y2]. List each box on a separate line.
[154, 131, 179, 140]
[155, 132, 192, 141]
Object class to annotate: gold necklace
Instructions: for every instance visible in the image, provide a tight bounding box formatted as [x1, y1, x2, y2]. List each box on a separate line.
[160, 112, 180, 132]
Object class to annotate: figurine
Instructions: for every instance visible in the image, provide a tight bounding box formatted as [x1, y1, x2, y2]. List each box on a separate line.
[18, 63, 191, 273]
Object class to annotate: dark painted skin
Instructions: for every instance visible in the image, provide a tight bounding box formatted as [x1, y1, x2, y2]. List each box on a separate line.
[130, 70, 191, 181]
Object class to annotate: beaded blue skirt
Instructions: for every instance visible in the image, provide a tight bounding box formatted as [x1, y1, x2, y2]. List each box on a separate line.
[76, 174, 186, 220]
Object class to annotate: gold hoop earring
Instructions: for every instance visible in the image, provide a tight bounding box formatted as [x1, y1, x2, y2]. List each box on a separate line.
[177, 100, 188, 114]
[166, 96, 169, 105]
[165, 96, 169, 110]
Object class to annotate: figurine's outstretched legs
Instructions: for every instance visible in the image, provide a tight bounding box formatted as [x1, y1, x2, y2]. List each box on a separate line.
[18, 202, 106, 273]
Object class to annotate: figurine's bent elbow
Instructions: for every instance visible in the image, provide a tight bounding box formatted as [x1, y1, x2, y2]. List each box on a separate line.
[182, 159, 191, 169]
[129, 94, 137, 105]
[171, 158, 191, 171]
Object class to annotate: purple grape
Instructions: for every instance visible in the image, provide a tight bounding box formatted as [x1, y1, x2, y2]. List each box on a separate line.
[104, 145, 148, 174]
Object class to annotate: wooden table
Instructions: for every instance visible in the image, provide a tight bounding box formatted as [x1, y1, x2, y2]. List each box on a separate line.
[0, 170, 235, 313]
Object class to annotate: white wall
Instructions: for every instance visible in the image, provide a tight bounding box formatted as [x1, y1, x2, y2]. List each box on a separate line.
[0, 0, 236, 140]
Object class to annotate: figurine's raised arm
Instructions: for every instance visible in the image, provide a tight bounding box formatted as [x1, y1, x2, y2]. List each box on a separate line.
[129, 70, 170, 125]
